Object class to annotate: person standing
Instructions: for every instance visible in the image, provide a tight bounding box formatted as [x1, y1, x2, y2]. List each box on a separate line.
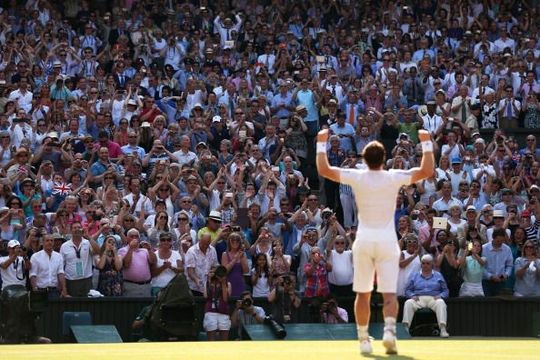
[30, 234, 68, 299]
[316, 128, 434, 355]
[60, 221, 100, 297]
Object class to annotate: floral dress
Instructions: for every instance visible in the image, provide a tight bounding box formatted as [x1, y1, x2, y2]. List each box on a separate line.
[97, 259, 123, 296]
[481, 102, 498, 129]
[524, 103, 540, 129]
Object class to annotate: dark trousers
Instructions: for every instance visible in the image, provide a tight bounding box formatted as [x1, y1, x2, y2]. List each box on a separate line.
[482, 279, 507, 297]
[329, 283, 354, 297]
[66, 277, 93, 297]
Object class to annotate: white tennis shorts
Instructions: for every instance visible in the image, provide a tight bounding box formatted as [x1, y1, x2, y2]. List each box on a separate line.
[352, 236, 400, 293]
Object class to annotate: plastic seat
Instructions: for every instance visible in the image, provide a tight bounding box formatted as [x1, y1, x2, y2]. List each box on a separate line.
[62, 312, 92, 336]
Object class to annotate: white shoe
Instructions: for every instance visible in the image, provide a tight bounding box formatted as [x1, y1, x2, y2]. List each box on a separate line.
[360, 338, 373, 355]
[382, 330, 398, 355]
[440, 328, 449, 338]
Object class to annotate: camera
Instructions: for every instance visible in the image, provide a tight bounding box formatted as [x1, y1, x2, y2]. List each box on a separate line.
[241, 298, 253, 308]
[264, 315, 286, 339]
[212, 265, 227, 280]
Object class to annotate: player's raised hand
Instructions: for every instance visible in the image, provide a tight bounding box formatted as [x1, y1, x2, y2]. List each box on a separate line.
[418, 130, 431, 143]
[317, 129, 329, 143]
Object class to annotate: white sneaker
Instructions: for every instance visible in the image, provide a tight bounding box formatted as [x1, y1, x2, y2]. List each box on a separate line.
[360, 338, 373, 355]
[440, 328, 449, 338]
[382, 330, 398, 355]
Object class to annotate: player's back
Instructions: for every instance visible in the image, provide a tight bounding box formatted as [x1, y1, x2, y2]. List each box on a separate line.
[341, 168, 411, 230]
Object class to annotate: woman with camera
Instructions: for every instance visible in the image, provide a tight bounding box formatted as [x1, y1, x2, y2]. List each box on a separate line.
[203, 265, 232, 341]
[96, 235, 123, 296]
[458, 239, 486, 297]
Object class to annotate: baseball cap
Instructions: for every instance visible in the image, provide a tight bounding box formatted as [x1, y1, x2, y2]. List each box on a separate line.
[212, 115, 222, 123]
[466, 205, 477, 212]
[8, 240, 20, 248]
[451, 157, 462, 164]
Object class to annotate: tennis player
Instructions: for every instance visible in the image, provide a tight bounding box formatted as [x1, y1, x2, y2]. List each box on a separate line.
[316, 128, 434, 355]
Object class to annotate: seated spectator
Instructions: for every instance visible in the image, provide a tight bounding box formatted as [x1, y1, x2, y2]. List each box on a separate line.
[231, 290, 266, 339]
[513, 240, 540, 297]
[402, 254, 450, 338]
[458, 240, 486, 297]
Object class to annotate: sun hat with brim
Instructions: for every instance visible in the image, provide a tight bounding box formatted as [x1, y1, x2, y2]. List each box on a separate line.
[21, 178, 35, 186]
[493, 210, 505, 218]
[208, 210, 222, 222]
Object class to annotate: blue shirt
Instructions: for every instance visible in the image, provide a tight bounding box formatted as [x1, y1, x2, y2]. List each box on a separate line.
[482, 242, 514, 280]
[405, 270, 449, 298]
[296, 90, 318, 122]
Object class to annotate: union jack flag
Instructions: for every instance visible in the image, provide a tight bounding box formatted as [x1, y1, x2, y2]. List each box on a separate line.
[52, 182, 72, 196]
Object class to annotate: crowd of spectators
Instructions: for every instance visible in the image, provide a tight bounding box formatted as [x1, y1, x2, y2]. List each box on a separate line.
[1, 0, 540, 340]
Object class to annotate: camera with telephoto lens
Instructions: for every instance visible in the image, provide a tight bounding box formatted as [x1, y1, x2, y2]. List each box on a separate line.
[264, 315, 286, 339]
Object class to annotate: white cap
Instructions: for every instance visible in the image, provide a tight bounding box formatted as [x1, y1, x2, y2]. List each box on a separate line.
[8, 240, 21, 248]
[493, 210, 505, 218]
[208, 210, 222, 221]
[212, 115, 222, 123]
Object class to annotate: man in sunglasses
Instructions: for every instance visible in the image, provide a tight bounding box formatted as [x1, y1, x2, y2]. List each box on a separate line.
[60, 221, 100, 297]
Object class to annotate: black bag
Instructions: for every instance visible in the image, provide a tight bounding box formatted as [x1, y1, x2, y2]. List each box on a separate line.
[144, 274, 198, 341]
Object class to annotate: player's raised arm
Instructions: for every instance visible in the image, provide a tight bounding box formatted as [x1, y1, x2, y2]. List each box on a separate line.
[316, 129, 342, 182]
[409, 130, 435, 183]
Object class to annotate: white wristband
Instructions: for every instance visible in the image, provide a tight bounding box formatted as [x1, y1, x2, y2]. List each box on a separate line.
[316, 143, 327, 153]
[421, 141, 433, 153]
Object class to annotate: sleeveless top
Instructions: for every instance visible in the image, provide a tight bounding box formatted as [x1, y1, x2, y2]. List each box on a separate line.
[204, 282, 229, 314]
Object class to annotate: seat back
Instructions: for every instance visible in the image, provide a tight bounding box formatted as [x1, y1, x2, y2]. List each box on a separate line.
[62, 312, 92, 336]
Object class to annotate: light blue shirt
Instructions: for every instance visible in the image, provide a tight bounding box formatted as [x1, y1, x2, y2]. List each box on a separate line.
[296, 90, 318, 122]
[405, 270, 449, 298]
[482, 242, 514, 280]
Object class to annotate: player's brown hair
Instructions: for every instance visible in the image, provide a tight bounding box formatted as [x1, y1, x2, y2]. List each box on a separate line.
[362, 141, 386, 169]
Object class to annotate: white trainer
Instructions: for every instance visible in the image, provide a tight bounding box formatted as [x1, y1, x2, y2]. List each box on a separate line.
[360, 338, 373, 355]
[440, 328, 450, 338]
[382, 330, 398, 355]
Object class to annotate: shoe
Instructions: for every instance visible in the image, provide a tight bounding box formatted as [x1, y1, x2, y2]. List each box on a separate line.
[440, 328, 449, 338]
[382, 329, 398, 355]
[360, 338, 373, 355]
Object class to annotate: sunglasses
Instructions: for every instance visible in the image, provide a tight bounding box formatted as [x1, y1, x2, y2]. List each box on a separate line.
[178, 217, 189, 221]
[160, 238, 172, 242]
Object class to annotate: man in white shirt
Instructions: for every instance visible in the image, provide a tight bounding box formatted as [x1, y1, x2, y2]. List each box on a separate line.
[498, 85, 521, 129]
[8, 76, 33, 113]
[0, 240, 29, 290]
[185, 233, 219, 296]
[30, 234, 68, 299]
[60, 221, 100, 297]
[450, 86, 472, 124]
[213, 13, 243, 48]
[10, 110, 34, 148]
[257, 43, 276, 75]
[421, 101, 443, 136]
[123, 178, 155, 218]
[432, 181, 463, 216]
[172, 135, 198, 165]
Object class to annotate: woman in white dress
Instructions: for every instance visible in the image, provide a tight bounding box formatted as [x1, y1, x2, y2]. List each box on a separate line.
[397, 233, 422, 297]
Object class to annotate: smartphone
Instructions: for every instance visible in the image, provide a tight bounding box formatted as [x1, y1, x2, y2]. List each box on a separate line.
[271, 166, 279, 172]
[316, 55, 325, 63]
[432, 217, 448, 230]
[467, 242, 473, 251]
